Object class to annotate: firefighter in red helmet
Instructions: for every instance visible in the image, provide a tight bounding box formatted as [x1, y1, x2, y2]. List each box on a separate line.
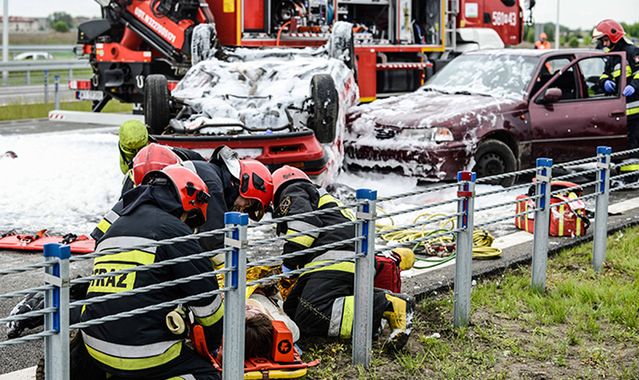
[594, 20, 639, 182]
[81, 165, 223, 379]
[271, 165, 414, 352]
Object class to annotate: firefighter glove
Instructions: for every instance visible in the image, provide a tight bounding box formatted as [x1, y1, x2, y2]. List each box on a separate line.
[623, 85, 636, 97]
[604, 80, 616, 94]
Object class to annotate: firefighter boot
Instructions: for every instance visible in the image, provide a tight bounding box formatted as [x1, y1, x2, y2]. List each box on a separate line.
[383, 293, 414, 352]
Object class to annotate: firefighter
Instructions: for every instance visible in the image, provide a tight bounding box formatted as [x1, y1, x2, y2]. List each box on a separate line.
[81, 165, 221, 379]
[272, 166, 414, 351]
[91, 145, 274, 253]
[594, 19, 639, 181]
[534, 32, 551, 49]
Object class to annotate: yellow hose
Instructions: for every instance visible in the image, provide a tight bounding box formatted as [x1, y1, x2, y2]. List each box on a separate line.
[375, 207, 502, 263]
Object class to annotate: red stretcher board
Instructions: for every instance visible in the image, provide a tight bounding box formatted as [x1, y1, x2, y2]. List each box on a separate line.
[0, 231, 95, 254]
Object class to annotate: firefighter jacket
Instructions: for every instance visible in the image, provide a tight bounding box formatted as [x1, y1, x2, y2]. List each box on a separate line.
[80, 184, 223, 372]
[92, 161, 239, 250]
[600, 40, 639, 117]
[273, 180, 356, 270]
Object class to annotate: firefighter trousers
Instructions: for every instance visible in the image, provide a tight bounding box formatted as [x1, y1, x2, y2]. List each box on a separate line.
[628, 116, 639, 160]
[285, 272, 390, 339]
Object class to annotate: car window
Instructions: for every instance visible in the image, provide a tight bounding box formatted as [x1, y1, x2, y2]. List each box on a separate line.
[577, 56, 620, 99]
[423, 54, 538, 99]
[530, 57, 571, 96]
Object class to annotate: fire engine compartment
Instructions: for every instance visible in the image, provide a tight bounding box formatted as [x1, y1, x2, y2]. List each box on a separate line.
[239, 0, 443, 46]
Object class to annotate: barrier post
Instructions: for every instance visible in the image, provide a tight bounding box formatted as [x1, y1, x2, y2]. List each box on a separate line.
[531, 158, 553, 290]
[222, 212, 248, 380]
[54, 75, 60, 110]
[593, 146, 612, 272]
[352, 188, 377, 367]
[44, 70, 49, 104]
[453, 171, 476, 327]
[43, 243, 71, 380]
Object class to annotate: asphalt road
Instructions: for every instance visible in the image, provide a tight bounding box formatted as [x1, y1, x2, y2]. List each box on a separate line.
[1, 119, 639, 375]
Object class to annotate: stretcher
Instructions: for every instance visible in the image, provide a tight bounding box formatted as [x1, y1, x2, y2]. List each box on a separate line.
[192, 320, 319, 379]
[0, 230, 95, 254]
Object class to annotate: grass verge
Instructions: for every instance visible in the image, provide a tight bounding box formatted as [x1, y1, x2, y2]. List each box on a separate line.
[0, 101, 133, 122]
[301, 226, 639, 379]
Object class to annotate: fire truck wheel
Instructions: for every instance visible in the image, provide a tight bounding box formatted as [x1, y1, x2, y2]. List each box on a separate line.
[191, 24, 216, 66]
[473, 139, 518, 187]
[309, 74, 339, 144]
[144, 75, 170, 135]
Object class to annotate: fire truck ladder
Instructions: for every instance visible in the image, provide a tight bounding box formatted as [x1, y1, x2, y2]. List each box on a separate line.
[445, 0, 459, 51]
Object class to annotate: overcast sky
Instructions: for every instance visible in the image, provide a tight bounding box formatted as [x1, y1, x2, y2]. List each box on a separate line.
[1, 0, 638, 31]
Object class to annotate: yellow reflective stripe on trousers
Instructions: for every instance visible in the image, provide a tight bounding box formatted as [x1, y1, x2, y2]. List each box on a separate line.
[576, 214, 582, 236]
[193, 302, 224, 327]
[627, 100, 639, 116]
[328, 296, 354, 339]
[285, 229, 315, 247]
[301, 260, 355, 276]
[620, 164, 639, 171]
[83, 335, 182, 371]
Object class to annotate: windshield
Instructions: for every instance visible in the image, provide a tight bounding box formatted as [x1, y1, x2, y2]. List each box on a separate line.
[424, 54, 539, 99]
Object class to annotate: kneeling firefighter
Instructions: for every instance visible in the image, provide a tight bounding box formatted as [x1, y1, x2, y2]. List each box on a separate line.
[92, 145, 274, 254]
[81, 165, 222, 379]
[272, 166, 414, 351]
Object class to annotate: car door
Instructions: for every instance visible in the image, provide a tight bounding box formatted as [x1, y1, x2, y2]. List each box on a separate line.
[528, 53, 627, 162]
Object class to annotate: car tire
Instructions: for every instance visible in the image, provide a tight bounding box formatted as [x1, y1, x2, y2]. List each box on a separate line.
[473, 139, 518, 187]
[144, 74, 170, 135]
[309, 74, 339, 144]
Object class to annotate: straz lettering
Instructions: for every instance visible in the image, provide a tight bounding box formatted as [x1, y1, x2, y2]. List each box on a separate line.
[88, 264, 136, 293]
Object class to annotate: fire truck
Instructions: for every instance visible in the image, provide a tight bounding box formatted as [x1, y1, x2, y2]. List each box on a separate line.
[72, 0, 536, 109]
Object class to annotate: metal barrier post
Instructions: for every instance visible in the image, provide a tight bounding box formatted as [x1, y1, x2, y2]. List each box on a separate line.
[54, 75, 60, 110]
[43, 243, 71, 380]
[223, 212, 248, 380]
[26, 70, 31, 86]
[44, 70, 49, 104]
[352, 188, 377, 367]
[531, 158, 553, 290]
[593, 146, 612, 272]
[453, 171, 476, 327]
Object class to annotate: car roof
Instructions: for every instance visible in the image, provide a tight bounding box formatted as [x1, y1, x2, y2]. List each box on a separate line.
[464, 48, 607, 57]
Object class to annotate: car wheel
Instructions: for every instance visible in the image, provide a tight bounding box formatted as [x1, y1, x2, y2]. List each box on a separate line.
[309, 74, 339, 144]
[473, 139, 517, 187]
[144, 75, 170, 135]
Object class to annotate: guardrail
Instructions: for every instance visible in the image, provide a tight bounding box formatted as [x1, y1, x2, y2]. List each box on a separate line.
[9, 45, 75, 53]
[1, 145, 637, 379]
[0, 59, 90, 89]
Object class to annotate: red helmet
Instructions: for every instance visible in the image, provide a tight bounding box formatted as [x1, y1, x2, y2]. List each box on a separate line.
[143, 165, 210, 227]
[593, 19, 625, 44]
[132, 143, 181, 185]
[272, 165, 310, 202]
[238, 159, 274, 221]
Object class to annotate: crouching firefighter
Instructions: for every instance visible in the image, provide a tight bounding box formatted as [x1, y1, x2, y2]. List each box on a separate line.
[80, 165, 223, 379]
[272, 166, 414, 351]
[594, 19, 639, 182]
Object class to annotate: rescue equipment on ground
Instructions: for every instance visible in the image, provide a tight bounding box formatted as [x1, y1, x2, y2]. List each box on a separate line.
[375, 209, 502, 270]
[374, 248, 415, 293]
[515, 181, 590, 237]
[0, 230, 94, 254]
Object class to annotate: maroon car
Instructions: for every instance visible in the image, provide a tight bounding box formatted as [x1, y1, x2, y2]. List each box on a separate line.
[345, 49, 629, 186]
